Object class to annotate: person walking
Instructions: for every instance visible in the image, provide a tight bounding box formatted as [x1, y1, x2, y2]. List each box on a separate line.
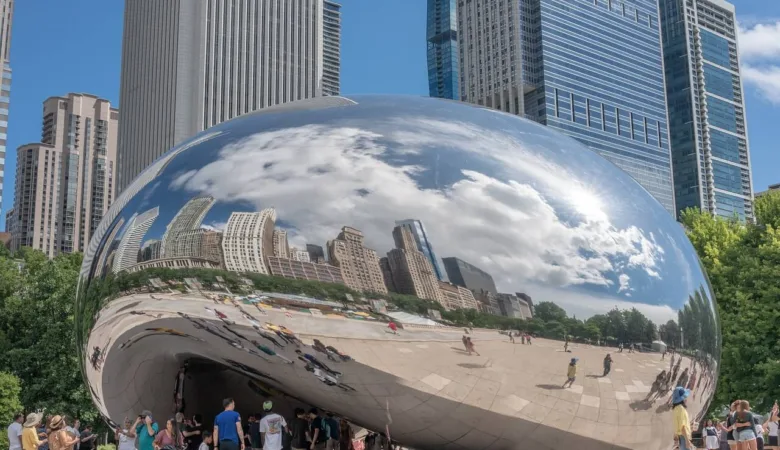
[562, 358, 578, 389]
[115, 418, 137, 450]
[258, 401, 287, 450]
[8, 414, 24, 450]
[465, 337, 480, 356]
[672, 387, 694, 450]
[22, 413, 46, 450]
[135, 412, 159, 450]
[603, 354, 613, 377]
[214, 398, 245, 450]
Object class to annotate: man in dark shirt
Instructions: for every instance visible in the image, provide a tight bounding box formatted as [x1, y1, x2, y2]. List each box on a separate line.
[288, 409, 308, 450]
[184, 414, 204, 450]
[79, 426, 97, 450]
[247, 415, 260, 450]
[324, 414, 339, 450]
[307, 409, 327, 450]
[214, 398, 245, 450]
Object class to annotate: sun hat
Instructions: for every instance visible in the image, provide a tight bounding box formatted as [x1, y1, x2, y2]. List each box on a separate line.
[672, 386, 691, 404]
[262, 401, 273, 411]
[48, 415, 65, 430]
[23, 412, 43, 428]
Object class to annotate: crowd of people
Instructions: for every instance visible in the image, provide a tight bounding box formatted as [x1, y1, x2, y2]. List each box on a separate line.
[7, 413, 96, 450]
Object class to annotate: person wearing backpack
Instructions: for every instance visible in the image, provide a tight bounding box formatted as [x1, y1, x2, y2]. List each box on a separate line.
[323, 414, 339, 450]
[306, 409, 327, 450]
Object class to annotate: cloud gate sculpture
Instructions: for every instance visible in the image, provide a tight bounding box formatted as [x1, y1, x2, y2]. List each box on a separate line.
[76, 96, 719, 450]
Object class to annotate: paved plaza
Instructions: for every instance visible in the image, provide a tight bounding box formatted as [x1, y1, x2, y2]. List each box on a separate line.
[86, 292, 713, 450]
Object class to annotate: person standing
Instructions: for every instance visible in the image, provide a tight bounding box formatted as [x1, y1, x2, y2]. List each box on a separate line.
[153, 419, 184, 450]
[22, 413, 46, 450]
[184, 415, 203, 450]
[307, 409, 328, 450]
[258, 402, 287, 450]
[65, 420, 79, 450]
[562, 358, 578, 389]
[115, 418, 137, 450]
[323, 415, 339, 450]
[765, 402, 779, 450]
[672, 387, 693, 450]
[603, 354, 613, 377]
[703, 420, 719, 450]
[8, 414, 24, 450]
[47, 416, 80, 450]
[135, 412, 159, 450]
[198, 433, 212, 450]
[734, 400, 758, 450]
[387, 322, 397, 335]
[337, 420, 353, 450]
[214, 398, 245, 450]
[78, 426, 96, 450]
[288, 410, 308, 450]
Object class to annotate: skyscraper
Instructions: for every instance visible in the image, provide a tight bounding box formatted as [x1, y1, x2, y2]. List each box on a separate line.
[659, 0, 754, 220]
[394, 219, 445, 281]
[113, 207, 159, 274]
[11, 94, 119, 257]
[427, 0, 459, 99]
[327, 226, 387, 294]
[116, 0, 342, 194]
[442, 256, 497, 295]
[160, 195, 216, 257]
[386, 225, 445, 305]
[457, 0, 676, 213]
[0, 0, 13, 221]
[222, 210, 277, 275]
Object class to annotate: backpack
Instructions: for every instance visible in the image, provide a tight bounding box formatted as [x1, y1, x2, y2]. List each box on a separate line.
[321, 418, 331, 440]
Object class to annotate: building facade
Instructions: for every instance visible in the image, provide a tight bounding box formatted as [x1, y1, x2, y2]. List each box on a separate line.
[11, 94, 118, 257]
[267, 256, 344, 284]
[438, 281, 479, 310]
[427, 0, 459, 99]
[306, 244, 326, 263]
[327, 226, 387, 294]
[659, 0, 753, 220]
[386, 225, 445, 305]
[0, 0, 13, 221]
[457, 0, 676, 213]
[273, 229, 290, 258]
[496, 292, 532, 319]
[113, 207, 159, 274]
[222, 210, 276, 275]
[160, 195, 215, 257]
[116, 0, 341, 193]
[395, 219, 446, 281]
[442, 256, 498, 295]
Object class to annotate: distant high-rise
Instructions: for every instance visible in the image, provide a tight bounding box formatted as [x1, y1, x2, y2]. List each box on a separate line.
[0, 0, 13, 221]
[11, 94, 119, 257]
[222, 210, 277, 275]
[327, 226, 387, 294]
[273, 230, 290, 259]
[458, 0, 676, 214]
[442, 256, 497, 295]
[113, 207, 159, 274]
[660, 0, 754, 220]
[306, 244, 326, 263]
[426, 0, 459, 99]
[395, 219, 445, 281]
[116, 0, 342, 194]
[386, 226, 445, 305]
[160, 195, 215, 258]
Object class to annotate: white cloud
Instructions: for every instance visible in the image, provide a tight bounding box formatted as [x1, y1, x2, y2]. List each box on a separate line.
[170, 120, 665, 298]
[617, 274, 631, 294]
[738, 21, 780, 104]
[201, 222, 227, 232]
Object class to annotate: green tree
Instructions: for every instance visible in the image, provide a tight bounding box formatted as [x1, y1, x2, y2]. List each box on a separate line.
[0, 250, 98, 422]
[0, 372, 23, 449]
[681, 197, 780, 413]
[533, 302, 567, 323]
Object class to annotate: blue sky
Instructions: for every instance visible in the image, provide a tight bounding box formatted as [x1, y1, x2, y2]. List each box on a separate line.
[2, 0, 779, 231]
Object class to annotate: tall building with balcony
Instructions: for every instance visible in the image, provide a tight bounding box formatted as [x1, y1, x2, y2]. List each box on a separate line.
[112, 206, 159, 274]
[457, 0, 676, 213]
[117, 0, 342, 194]
[427, 0, 459, 99]
[160, 195, 215, 257]
[222, 210, 277, 275]
[659, 0, 753, 220]
[395, 219, 446, 281]
[10, 94, 118, 257]
[327, 226, 387, 294]
[0, 0, 13, 221]
[386, 225, 445, 305]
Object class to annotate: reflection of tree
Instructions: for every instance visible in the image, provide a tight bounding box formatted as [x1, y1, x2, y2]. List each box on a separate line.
[583, 307, 658, 344]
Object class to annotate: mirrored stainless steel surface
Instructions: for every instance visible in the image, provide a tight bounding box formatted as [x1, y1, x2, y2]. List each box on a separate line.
[76, 95, 719, 450]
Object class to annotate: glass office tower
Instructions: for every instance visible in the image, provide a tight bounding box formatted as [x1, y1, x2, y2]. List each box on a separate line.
[519, 0, 675, 214]
[395, 219, 446, 281]
[659, 0, 753, 220]
[427, 0, 459, 99]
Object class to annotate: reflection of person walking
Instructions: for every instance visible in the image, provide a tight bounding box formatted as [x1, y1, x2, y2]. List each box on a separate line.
[603, 354, 613, 377]
[564, 337, 569, 352]
[562, 358, 578, 388]
[509, 333, 515, 344]
[466, 337, 480, 356]
[387, 322, 398, 335]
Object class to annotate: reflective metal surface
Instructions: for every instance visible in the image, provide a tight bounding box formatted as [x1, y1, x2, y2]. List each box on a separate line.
[76, 95, 719, 450]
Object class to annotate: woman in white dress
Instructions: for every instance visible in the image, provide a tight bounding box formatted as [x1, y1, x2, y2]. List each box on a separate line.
[704, 420, 720, 450]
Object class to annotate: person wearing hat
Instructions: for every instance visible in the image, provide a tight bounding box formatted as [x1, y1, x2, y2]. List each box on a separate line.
[47, 416, 80, 450]
[257, 401, 287, 450]
[22, 413, 46, 450]
[672, 386, 694, 450]
[562, 358, 578, 388]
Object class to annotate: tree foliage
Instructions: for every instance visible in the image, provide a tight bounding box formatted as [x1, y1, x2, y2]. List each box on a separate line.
[0, 372, 23, 449]
[0, 249, 99, 422]
[680, 191, 780, 413]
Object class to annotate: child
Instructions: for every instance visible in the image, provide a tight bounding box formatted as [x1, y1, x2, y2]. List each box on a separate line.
[199, 430, 212, 450]
[563, 358, 578, 388]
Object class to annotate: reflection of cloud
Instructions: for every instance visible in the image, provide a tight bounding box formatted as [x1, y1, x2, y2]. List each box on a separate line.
[617, 274, 631, 294]
[171, 123, 663, 293]
[528, 284, 677, 325]
[201, 222, 227, 232]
